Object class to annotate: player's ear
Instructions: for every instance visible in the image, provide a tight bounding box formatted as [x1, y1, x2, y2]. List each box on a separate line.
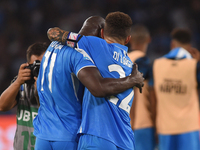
[125, 35, 131, 45]
[101, 29, 104, 39]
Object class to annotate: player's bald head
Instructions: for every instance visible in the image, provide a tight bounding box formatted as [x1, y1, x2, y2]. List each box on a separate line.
[79, 16, 105, 38]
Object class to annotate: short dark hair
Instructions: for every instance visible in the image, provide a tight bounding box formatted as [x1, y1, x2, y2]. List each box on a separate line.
[26, 42, 48, 63]
[171, 28, 191, 44]
[131, 24, 150, 44]
[104, 11, 132, 41]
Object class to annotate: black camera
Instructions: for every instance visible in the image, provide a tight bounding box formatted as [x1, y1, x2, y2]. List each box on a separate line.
[25, 60, 41, 84]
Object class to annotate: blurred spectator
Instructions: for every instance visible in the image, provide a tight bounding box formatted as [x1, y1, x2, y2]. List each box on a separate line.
[149, 28, 200, 150]
[128, 24, 156, 150]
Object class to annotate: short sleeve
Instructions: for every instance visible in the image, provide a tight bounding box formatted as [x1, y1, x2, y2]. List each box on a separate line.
[71, 50, 96, 76]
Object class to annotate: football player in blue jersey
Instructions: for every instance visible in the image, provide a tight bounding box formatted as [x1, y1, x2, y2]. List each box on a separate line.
[48, 11, 139, 150]
[34, 15, 144, 150]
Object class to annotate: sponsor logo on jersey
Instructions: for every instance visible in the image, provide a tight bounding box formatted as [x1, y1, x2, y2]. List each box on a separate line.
[160, 79, 187, 94]
[17, 105, 38, 127]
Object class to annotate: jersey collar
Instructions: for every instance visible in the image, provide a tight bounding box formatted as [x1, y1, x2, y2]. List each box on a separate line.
[163, 47, 192, 59]
[112, 43, 128, 55]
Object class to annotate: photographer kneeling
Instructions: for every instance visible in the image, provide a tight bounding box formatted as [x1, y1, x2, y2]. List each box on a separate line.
[0, 42, 48, 150]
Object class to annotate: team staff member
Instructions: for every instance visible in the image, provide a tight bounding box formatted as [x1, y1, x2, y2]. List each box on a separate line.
[48, 11, 140, 150]
[128, 24, 156, 150]
[0, 42, 48, 150]
[34, 15, 144, 150]
[149, 28, 200, 150]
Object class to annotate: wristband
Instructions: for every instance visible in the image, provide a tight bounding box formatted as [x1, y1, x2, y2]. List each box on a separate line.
[66, 32, 83, 48]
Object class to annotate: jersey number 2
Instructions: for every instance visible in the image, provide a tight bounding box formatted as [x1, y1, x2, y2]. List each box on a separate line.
[108, 64, 134, 114]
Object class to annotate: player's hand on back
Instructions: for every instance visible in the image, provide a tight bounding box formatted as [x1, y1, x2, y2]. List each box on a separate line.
[130, 63, 144, 93]
[15, 63, 31, 85]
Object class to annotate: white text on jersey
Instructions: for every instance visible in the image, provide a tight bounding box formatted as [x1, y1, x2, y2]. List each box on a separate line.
[113, 51, 132, 68]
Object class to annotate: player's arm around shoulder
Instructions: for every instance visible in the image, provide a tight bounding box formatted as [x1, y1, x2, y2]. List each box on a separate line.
[77, 63, 144, 97]
[47, 27, 71, 44]
[47, 27, 84, 48]
[0, 63, 31, 111]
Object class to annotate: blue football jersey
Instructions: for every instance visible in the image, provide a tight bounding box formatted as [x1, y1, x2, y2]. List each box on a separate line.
[135, 56, 151, 80]
[33, 41, 95, 141]
[77, 36, 135, 150]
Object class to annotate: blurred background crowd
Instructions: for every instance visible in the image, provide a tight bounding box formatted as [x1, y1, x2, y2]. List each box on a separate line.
[0, 0, 200, 114]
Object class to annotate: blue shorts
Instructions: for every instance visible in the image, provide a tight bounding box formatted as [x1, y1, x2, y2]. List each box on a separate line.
[35, 137, 78, 150]
[78, 134, 125, 150]
[134, 127, 156, 150]
[159, 131, 200, 150]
